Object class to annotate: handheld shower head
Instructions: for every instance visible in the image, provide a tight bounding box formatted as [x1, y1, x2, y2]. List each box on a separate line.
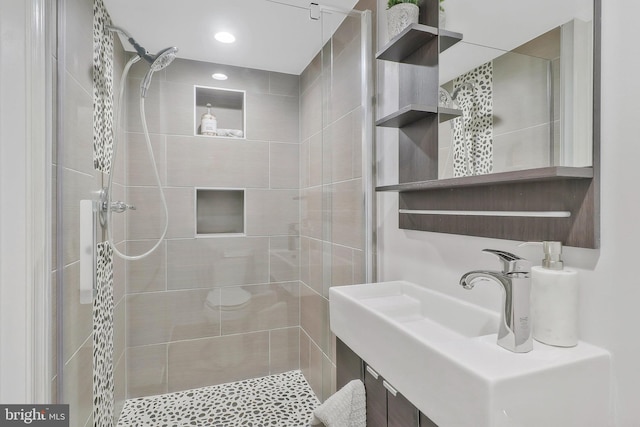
[150, 46, 178, 71]
[106, 25, 178, 97]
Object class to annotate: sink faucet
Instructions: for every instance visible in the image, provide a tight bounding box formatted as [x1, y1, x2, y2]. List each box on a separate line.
[460, 249, 533, 353]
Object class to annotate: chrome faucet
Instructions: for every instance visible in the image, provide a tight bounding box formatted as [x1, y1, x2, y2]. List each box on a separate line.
[460, 249, 533, 353]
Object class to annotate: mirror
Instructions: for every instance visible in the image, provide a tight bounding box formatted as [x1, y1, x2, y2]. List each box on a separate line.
[437, 0, 595, 178]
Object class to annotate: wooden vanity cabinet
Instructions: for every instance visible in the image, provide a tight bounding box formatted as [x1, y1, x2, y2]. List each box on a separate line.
[336, 338, 438, 427]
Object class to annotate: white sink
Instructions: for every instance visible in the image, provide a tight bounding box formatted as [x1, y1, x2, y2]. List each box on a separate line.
[330, 281, 611, 427]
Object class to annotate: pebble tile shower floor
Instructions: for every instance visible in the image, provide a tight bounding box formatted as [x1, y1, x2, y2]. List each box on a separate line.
[116, 370, 320, 427]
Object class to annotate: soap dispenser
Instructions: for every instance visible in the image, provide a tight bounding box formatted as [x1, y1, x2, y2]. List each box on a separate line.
[529, 241, 579, 347]
[201, 103, 217, 136]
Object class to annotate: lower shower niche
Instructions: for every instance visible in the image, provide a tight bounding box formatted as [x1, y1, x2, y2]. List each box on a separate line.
[196, 188, 245, 236]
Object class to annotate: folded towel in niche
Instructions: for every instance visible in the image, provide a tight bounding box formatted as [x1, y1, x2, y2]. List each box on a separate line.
[216, 128, 244, 138]
[309, 379, 366, 427]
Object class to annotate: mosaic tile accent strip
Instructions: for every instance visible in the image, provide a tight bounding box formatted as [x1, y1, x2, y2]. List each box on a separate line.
[452, 61, 494, 177]
[93, 0, 115, 173]
[116, 370, 320, 427]
[94, 242, 115, 427]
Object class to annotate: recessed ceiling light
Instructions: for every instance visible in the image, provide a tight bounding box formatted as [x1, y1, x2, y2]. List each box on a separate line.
[215, 32, 236, 43]
[212, 73, 228, 81]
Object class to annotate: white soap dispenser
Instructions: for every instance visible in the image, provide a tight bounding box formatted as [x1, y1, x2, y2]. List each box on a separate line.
[529, 241, 579, 347]
[200, 103, 217, 136]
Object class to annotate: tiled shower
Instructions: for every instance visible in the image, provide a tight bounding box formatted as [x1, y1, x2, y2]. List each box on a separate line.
[51, 0, 374, 425]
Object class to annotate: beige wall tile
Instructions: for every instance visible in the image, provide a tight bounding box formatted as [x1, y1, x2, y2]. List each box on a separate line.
[300, 52, 321, 96]
[127, 344, 168, 398]
[270, 236, 300, 283]
[299, 139, 310, 189]
[307, 337, 324, 400]
[309, 132, 323, 188]
[113, 242, 126, 303]
[245, 189, 299, 236]
[493, 124, 551, 173]
[322, 353, 337, 402]
[62, 167, 97, 266]
[324, 106, 356, 183]
[300, 80, 322, 142]
[246, 93, 299, 143]
[300, 187, 322, 240]
[114, 352, 126, 421]
[331, 14, 361, 60]
[220, 282, 299, 335]
[166, 136, 269, 188]
[110, 183, 127, 245]
[300, 329, 311, 374]
[126, 132, 166, 186]
[62, 262, 92, 363]
[300, 237, 310, 288]
[126, 186, 167, 240]
[167, 332, 270, 392]
[62, 72, 94, 175]
[64, 0, 93, 94]
[493, 52, 551, 135]
[329, 244, 354, 297]
[270, 143, 300, 189]
[353, 249, 365, 285]
[165, 59, 270, 94]
[270, 327, 300, 375]
[165, 187, 196, 238]
[126, 240, 166, 293]
[126, 79, 193, 136]
[166, 237, 269, 290]
[127, 288, 221, 346]
[300, 284, 328, 354]
[331, 179, 364, 250]
[113, 298, 126, 363]
[63, 336, 92, 426]
[269, 72, 300, 97]
[307, 238, 324, 295]
[327, 36, 362, 123]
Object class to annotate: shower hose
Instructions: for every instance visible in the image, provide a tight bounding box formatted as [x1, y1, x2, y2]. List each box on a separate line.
[105, 54, 169, 260]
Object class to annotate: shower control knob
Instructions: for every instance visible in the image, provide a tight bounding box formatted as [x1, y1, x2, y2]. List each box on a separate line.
[109, 200, 136, 213]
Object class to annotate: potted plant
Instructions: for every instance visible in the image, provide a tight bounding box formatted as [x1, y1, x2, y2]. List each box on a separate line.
[387, 0, 422, 39]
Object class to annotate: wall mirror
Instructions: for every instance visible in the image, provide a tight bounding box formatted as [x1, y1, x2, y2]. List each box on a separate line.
[437, 0, 595, 178]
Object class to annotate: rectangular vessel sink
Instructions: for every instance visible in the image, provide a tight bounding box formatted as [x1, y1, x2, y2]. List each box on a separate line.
[330, 281, 611, 427]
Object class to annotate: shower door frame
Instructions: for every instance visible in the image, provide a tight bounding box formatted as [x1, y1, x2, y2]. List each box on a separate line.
[0, 0, 52, 403]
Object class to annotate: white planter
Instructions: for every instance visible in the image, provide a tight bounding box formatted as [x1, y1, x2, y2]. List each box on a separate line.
[387, 3, 419, 39]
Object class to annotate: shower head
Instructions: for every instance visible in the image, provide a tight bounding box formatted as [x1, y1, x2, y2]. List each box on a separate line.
[140, 47, 178, 98]
[106, 25, 178, 70]
[106, 25, 178, 97]
[150, 46, 178, 71]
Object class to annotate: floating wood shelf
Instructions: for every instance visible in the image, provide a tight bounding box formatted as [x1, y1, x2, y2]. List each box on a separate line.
[376, 105, 461, 128]
[376, 104, 437, 128]
[439, 29, 464, 53]
[438, 107, 462, 123]
[376, 167, 594, 192]
[376, 24, 438, 63]
[377, 25, 463, 64]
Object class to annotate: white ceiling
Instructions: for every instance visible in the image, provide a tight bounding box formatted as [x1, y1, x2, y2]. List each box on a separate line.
[103, 0, 359, 75]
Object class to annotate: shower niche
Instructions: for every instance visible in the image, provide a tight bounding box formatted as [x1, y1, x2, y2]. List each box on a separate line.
[196, 188, 245, 236]
[194, 86, 246, 138]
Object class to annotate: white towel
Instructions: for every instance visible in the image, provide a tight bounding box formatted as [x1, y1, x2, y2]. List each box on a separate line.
[309, 379, 366, 427]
